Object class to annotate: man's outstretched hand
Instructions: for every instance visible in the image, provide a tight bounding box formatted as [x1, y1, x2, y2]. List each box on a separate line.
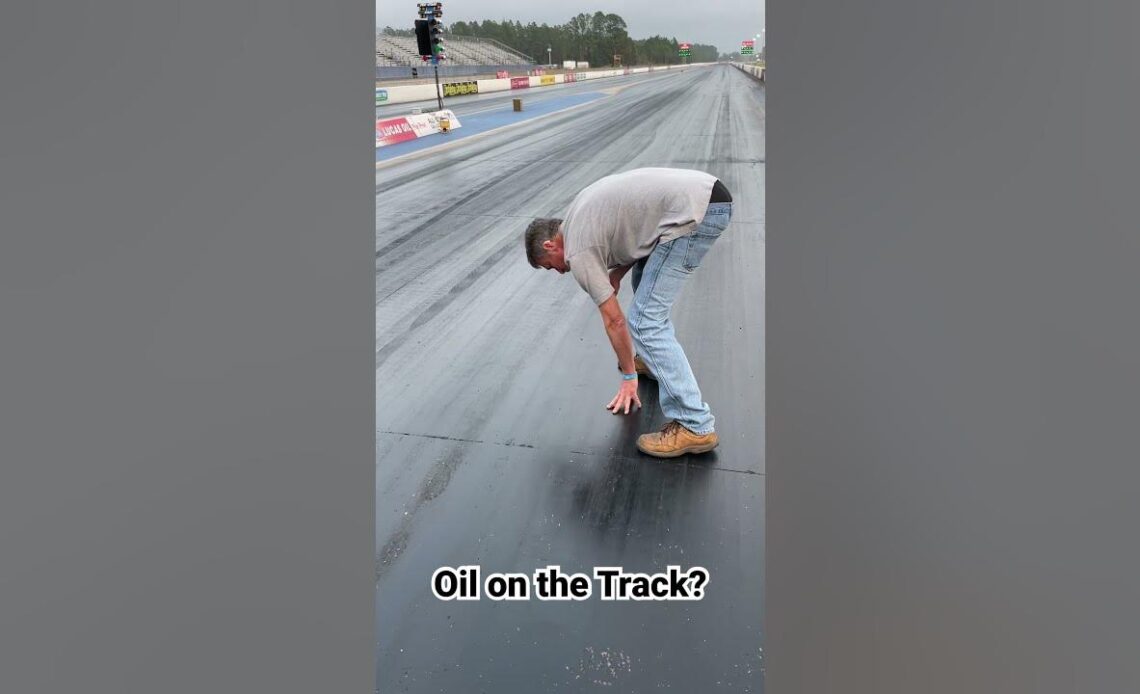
[606, 378, 641, 415]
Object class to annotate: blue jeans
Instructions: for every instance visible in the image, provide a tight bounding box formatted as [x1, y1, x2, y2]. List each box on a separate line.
[628, 202, 733, 435]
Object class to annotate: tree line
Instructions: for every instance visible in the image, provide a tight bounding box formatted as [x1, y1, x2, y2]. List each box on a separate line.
[381, 12, 721, 66]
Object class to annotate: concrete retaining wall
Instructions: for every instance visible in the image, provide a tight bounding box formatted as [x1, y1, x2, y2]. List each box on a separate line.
[376, 63, 713, 106]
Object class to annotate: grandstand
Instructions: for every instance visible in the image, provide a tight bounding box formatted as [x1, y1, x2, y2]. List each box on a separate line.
[376, 33, 536, 80]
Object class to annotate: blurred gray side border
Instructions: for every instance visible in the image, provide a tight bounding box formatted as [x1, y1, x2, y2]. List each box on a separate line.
[0, 2, 374, 693]
[768, 0, 1140, 691]
[5, 0, 1140, 691]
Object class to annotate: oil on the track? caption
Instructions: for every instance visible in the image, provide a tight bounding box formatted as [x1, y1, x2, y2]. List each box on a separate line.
[432, 565, 710, 601]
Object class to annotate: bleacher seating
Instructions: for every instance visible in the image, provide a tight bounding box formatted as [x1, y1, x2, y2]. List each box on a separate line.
[376, 34, 535, 68]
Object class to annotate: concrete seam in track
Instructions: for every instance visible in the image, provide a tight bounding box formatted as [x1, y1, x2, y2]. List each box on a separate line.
[379, 429, 765, 476]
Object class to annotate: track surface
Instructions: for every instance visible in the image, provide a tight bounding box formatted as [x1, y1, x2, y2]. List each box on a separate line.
[376, 64, 765, 693]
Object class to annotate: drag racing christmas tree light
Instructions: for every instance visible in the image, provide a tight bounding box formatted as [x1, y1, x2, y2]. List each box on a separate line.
[415, 2, 446, 112]
[429, 16, 444, 57]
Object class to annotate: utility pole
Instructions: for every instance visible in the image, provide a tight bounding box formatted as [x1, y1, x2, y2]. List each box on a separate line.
[547, 45, 552, 67]
[433, 52, 443, 112]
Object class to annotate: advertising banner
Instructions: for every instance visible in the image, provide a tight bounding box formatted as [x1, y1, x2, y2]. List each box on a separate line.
[540, 75, 556, 86]
[375, 88, 388, 105]
[376, 109, 462, 148]
[510, 77, 530, 89]
[496, 70, 509, 79]
[442, 81, 478, 97]
[412, 109, 461, 136]
[564, 72, 577, 83]
[375, 117, 417, 147]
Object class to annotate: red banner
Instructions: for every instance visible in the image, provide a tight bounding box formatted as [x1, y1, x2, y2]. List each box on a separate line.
[564, 72, 577, 83]
[375, 117, 417, 146]
[510, 76, 530, 89]
[496, 70, 509, 79]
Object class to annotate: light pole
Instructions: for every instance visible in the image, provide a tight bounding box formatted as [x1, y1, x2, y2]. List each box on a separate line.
[547, 45, 552, 68]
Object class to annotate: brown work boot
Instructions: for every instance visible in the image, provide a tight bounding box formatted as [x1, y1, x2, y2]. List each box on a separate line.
[637, 421, 718, 458]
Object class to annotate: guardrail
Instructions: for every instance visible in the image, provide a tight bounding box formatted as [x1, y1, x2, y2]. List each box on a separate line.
[376, 63, 715, 106]
[733, 62, 765, 82]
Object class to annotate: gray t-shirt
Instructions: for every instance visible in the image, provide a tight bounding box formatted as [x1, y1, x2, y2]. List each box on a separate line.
[562, 168, 717, 305]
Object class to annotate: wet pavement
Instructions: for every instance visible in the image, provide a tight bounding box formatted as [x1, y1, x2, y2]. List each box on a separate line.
[376, 64, 766, 692]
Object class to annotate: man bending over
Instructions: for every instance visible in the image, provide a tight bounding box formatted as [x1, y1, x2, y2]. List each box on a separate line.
[523, 167, 733, 458]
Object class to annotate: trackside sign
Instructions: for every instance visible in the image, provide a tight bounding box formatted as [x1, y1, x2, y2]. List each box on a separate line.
[442, 81, 478, 97]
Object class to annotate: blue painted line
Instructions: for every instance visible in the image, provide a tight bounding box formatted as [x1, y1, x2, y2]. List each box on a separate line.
[377, 91, 605, 161]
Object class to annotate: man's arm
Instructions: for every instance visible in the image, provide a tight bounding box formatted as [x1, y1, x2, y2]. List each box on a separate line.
[599, 295, 635, 373]
[608, 263, 635, 296]
[598, 295, 641, 414]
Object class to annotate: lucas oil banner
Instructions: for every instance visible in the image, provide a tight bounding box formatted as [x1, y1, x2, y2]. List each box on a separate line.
[376, 109, 462, 148]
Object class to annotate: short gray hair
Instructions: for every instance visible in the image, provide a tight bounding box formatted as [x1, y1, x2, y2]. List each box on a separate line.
[524, 218, 563, 267]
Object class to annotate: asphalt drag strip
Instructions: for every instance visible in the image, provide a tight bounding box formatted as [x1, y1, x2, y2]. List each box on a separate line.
[376, 63, 766, 692]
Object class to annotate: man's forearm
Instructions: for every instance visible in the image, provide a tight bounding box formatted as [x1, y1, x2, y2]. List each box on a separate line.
[604, 317, 636, 374]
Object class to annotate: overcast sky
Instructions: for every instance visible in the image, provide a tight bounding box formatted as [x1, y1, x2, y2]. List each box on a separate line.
[377, 0, 764, 57]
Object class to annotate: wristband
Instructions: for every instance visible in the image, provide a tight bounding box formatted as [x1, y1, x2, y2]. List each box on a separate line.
[622, 372, 638, 381]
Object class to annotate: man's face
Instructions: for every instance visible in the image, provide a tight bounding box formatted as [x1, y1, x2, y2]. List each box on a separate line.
[538, 236, 568, 274]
